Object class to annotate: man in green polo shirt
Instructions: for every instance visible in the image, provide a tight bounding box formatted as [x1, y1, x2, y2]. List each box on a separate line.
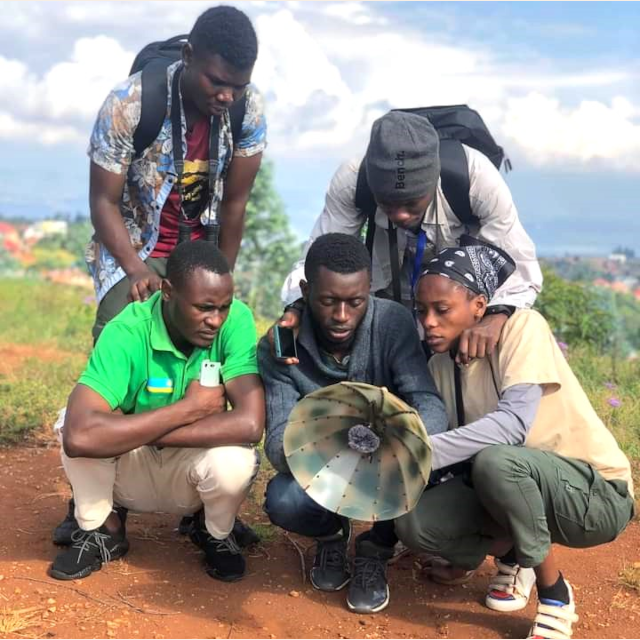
[49, 240, 265, 583]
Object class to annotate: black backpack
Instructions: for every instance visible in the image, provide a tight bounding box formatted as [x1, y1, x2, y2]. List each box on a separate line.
[129, 35, 247, 157]
[356, 105, 510, 255]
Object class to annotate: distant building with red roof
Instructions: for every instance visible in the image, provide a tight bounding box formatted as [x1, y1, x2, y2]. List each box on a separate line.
[0, 221, 21, 254]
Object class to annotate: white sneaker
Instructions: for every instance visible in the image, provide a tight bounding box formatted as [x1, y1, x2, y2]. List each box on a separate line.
[527, 580, 578, 639]
[53, 407, 66, 434]
[485, 558, 536, 612]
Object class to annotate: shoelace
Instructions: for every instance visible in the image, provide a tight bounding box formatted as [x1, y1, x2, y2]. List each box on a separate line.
[317, 539, 347, 571]
[209, 534, 241, 555]
[69, 529, 114, 564]
[352, 556, 385, 589]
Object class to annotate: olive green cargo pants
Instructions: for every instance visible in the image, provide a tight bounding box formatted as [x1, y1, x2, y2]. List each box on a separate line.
[395, 445, 634, 570]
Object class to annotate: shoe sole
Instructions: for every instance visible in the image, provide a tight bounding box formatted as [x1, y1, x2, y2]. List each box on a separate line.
[310, 571, 351, 592]
[346, 586, 390, 614]
[48, 543, 129, 581]
[205, 567, 246, 583]
[485, 594, 529, 612]
[309, 521, 353, 592]
[49, 558, 102, 581]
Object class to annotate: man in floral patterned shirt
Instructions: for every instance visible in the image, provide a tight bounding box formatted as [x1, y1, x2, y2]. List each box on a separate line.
[53, 5, 266, 548]
[87, 5, 266, 342]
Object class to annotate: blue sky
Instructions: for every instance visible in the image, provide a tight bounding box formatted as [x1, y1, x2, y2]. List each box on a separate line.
[1, 1, 639, 256]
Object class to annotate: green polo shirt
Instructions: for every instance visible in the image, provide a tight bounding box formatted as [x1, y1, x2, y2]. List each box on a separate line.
[78, 291, 258, 414]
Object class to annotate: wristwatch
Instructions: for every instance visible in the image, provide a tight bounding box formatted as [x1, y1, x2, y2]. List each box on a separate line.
[283, 298, 305, 315]
[484, 304, 516, 318]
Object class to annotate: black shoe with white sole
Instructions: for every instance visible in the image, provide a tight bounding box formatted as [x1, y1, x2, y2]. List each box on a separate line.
[310, 519, 352, 592]
[346, 534, 394, 614]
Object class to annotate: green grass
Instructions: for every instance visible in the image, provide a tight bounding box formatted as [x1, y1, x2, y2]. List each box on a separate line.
[0, 279, 94, 444]
[567, 346, 640, 463]
[0, 278, 94, 353]
[0, 358, 84, 444]
[250, 522, 279, 544]
[254, 316, 272, 340]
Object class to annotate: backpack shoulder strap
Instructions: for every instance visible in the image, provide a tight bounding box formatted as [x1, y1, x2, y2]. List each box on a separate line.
[133, 60, 171, 157]
[134, 67, 248, 158]
[229, 93, 248, 148]
[355, 160, 378, 256]
[438, 138, 477, 227]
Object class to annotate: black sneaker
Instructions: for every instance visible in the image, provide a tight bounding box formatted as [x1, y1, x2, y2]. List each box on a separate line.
[181, 509, 260, 548]
[188, 515, 245, 582]
[310, 519, 352, 592]
[178, 514, 195, 535]
[346, 534, 394, 614]
[52, 498, 78, 546]
[201, 533, 246, 582]
[49, 525, 129, 580]
[232, 517, 260, 548]
[53, 499, 128, 546]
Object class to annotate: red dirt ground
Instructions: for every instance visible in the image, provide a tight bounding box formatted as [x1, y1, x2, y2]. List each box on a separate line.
[0, 445, 639, 640]
[0, 344, 78, 379]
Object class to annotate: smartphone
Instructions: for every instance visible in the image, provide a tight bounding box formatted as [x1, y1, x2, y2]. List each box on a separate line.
[200, 359, 221, 387]
[274, 325, 298, 359]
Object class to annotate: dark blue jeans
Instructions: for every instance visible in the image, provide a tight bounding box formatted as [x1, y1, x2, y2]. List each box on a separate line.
[264, 472, 397, 544]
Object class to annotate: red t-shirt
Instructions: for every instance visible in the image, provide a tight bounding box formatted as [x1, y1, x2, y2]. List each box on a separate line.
[151, 118, 210, 257]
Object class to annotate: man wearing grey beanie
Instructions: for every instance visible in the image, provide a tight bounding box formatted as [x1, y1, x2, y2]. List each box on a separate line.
[277, 109, 542, 368]
[365, 111, 441, 210]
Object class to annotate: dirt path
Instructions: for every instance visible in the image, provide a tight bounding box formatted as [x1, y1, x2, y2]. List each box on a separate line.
[1, 446, 638, 639]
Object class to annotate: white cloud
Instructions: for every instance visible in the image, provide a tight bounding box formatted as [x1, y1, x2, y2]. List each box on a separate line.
[0, 36, 132, 142]
[252, 8, 640, 171]
[43, 37, 134, 120]
[322, 2, 386, 26]
[502, 93, 640, 170]
[0, 111, 84, 145]
[0, 0, 638, 174]
[253, 10, 360, 151]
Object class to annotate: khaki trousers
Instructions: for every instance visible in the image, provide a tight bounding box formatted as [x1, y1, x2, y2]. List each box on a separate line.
[61, 445, 259, 539]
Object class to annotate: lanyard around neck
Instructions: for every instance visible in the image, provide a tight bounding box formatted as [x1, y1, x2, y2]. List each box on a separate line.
[170, 65, 221, 239]
[410, 229, 428, 291]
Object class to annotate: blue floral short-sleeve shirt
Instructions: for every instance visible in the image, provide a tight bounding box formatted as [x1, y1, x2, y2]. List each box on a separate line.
[87, 61, 267, 302]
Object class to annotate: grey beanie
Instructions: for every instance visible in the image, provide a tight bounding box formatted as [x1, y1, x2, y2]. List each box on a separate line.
[365, 111, 440, 203]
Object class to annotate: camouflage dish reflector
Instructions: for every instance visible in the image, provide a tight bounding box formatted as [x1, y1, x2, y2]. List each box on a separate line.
[283, 382, 432, 522]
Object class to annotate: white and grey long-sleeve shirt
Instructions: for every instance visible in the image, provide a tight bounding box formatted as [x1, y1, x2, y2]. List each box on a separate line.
[281, 146, 543, 308]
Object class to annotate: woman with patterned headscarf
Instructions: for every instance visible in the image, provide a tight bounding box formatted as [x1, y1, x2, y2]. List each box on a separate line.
[395, 240, 634, 640]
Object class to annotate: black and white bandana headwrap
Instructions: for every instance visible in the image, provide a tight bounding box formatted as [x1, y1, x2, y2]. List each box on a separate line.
[420, 235, 516, 301]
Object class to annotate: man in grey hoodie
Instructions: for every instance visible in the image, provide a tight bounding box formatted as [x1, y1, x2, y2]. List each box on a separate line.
[258, 232, 448, 615]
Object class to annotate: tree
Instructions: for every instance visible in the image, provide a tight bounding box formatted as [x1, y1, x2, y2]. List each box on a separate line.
[234, 160, 302, 320]
[0, 246, 20, 272]
[36, 218, 93, 266]
[534, 267, 614, 350]
[30, 247, 78, 270]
